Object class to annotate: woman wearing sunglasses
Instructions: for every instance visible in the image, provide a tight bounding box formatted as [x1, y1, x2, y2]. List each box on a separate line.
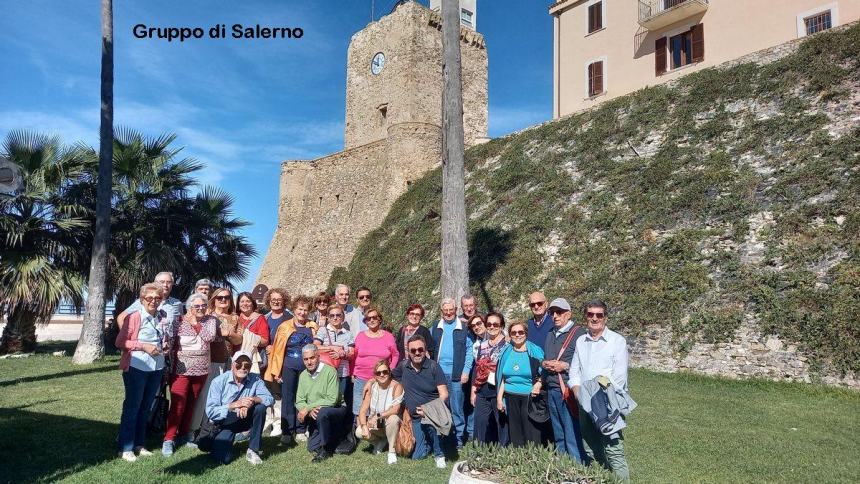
[116, 283, 171, 462]
[356, 359, 403, 464]
[314, 303, 355, 396]
[496, 321, 545, 447]
[395, 304, 435, 361]
[351, 307, 400, 446]
[161, 293, 217, 456]
[470, 312, 509, 445]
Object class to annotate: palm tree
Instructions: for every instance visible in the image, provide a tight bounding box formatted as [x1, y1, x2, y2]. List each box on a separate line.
[74, 0, 114, 364]
[0, 131, 89, 353]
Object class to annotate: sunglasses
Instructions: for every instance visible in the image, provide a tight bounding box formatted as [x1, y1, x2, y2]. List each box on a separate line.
[470, 321, 484, 328]
[550, 308, 569, 315]
[358, 295, 372, 300]
[374, 369, 391, 376]
[587, 312, 606, 319]
[234, 361, 252, 370]
[143, 296, 162, 303]
[485, 322, 501, 328]
[328, 313, 344, 318]
[409, 347, 426, 355]
[366, 315, 381, 321]
[510, 330, 526, 337]
[529, 301, 546, 307]
[214, 295, 230, 301]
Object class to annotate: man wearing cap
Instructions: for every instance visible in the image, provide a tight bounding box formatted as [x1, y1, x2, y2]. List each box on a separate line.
[526, 292, 553, 352]
[542, 298, 587, 462]
[295, 344, 347, 462]
[204, 350, 274, 465]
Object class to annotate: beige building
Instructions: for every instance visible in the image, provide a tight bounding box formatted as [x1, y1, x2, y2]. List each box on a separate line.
[257, 1, 488, 296]
[550, 0, 860, 117]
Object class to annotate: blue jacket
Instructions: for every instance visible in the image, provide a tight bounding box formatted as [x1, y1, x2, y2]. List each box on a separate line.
[497, 341, 545, 385]
[431, 318, 474, 379]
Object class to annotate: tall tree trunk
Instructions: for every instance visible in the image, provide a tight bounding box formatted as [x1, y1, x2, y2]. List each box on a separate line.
[440, 0, 469, 302]
[74, 0, 113, 364]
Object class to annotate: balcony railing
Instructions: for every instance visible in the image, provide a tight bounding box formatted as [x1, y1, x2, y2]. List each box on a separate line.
[638, 0, 708, 30]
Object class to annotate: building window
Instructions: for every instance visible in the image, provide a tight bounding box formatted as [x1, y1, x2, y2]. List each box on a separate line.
[588, 61, 604, 97]
[461, 8, 473, 27]
[588, 2, 603, 33]
[804, 10, 832, 35]
[655, 24, 704, 75]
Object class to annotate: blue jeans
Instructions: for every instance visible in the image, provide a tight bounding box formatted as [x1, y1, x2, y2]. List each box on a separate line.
[281, 366, 305, 434]
[446, 375, 466, 446]
[548, 387, 585, 463]
[118, 367, 162, 452]
[211, 403, 267, 464]
[411, 419, 444, 459]
[352, 377, 368, 415]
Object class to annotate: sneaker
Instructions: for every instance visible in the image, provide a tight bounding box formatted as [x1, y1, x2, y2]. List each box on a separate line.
[434, 456, 446, 469]
[234, 431, 250, 443]
[121, 451, 137, 462]
[295, 431, 308, 442]
[270, 425, 283, 437]
[387, 452, 397, 465]
[246, 449, 263, 465]
[311, 449, 332, 463]
[161, 441, 174, 457]
[134, 447, 153, 457]
[184, 433, 198, 449]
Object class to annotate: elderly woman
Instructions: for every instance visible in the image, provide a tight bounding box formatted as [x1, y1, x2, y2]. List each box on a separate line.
[496, 320, 545, 447]
[314, 302, 355, 397]
[309, 291, 330, 325]
[116, 283, 171, 462]
[262, 287, 291, 437]
[266, 295, 318, 446]
[188, 287, 242, 438]
[356, 359, 403, 464]
[162, 293, 217, 456]
[352, 306, 400, 418]
[395, 304, 435, 360]
[470, 312, 509, 445]
[235, 291, 270, 358]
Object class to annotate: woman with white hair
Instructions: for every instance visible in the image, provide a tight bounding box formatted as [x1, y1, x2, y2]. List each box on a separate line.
[161, 293, 217, 456]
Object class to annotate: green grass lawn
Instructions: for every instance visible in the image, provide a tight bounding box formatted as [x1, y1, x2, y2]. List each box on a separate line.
[1, 343, 858, 483]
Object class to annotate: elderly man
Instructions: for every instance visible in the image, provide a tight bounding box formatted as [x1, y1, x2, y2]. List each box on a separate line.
[392, 335, 449, 469]
[355, 286, 373, 313]
[204, 351, 273, 465]
[526, 291, 553, 351]
[334, 284, 365, 339]
[117, 272, 182, 329]
[542, 298, 586, 462]
[295, 344, 347, 462]
[431, 298, 473, 449]
[457, 294, 479, 325]
[194, 278, 213, 299]
[569, 299, 630, 481]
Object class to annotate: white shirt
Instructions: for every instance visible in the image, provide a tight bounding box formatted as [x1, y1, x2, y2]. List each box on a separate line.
[567, 327, 628, 390]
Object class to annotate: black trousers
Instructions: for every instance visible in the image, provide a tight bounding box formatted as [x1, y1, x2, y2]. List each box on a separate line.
[211, 403, 266, 464]
[280, 366, 305, 435]
[473, 386, 508, 445]
[304, 406, 348, 452]
[504, 393, 540, 447]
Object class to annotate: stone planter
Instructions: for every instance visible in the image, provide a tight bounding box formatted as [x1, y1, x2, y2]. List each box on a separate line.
[448, 461, 497, 484]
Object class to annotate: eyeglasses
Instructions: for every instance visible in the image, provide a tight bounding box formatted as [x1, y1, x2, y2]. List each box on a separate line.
[270, 298, 283, 304]
[215, 295, 230, 301]
[549, 308, 569, 316]
[374, 369, 391, 376]
[510, 330, 526, 337]
[409, 347, 426, 355]
[358, 295, 371, 301]
[407, 312, 422, 317]
[192, 304, 207, 310]
[529, 301, 546, 308]
[143, 296, 162, 303]
[587, 312, 606, 319]
[485, 322, 501, 328]
[328, 313, 344, 318]
[366, 315, 381, 321]
[234, 361, 252, 370]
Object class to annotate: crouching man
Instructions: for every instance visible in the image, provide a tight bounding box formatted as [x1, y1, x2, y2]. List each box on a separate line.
[205, 351, 273, 465]
[296, 344, 348, 462]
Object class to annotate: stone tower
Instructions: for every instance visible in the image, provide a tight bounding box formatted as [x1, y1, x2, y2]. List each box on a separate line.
[257, 1, 488, 296]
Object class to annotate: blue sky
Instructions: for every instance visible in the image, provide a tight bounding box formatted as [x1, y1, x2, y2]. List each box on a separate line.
[0, 0, 553, 289]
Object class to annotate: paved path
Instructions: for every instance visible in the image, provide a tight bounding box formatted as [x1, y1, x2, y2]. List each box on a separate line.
[0, 319, 85, 342]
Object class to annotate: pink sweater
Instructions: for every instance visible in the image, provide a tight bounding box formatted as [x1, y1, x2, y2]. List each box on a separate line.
[353, 331, 400, 380]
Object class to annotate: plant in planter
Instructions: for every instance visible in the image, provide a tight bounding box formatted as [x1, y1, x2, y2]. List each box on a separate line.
[454, 442, 622, 484]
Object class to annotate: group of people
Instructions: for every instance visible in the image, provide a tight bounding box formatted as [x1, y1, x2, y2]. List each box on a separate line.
[114, 273, 634, 480]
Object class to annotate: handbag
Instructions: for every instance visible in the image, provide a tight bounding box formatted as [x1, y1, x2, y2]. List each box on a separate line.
[195, 418, 221, 452]
[319, 328, 343, 370]
[526, 354, 550, 424]
[147, 379, 170, 433]
[394, 407, 415, 457]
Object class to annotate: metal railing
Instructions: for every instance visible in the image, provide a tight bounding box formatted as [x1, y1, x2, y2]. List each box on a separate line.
[639, 0, 708, 24]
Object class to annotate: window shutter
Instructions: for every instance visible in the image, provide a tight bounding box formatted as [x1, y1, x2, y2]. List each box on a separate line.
[588, 4, 596, 32]
[691, 23, 705, 62]
[594, 61, 604, 95]
[588, 62, 595, 96]
[655, 36, 667, 76]
[595, 2, 602, 31]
